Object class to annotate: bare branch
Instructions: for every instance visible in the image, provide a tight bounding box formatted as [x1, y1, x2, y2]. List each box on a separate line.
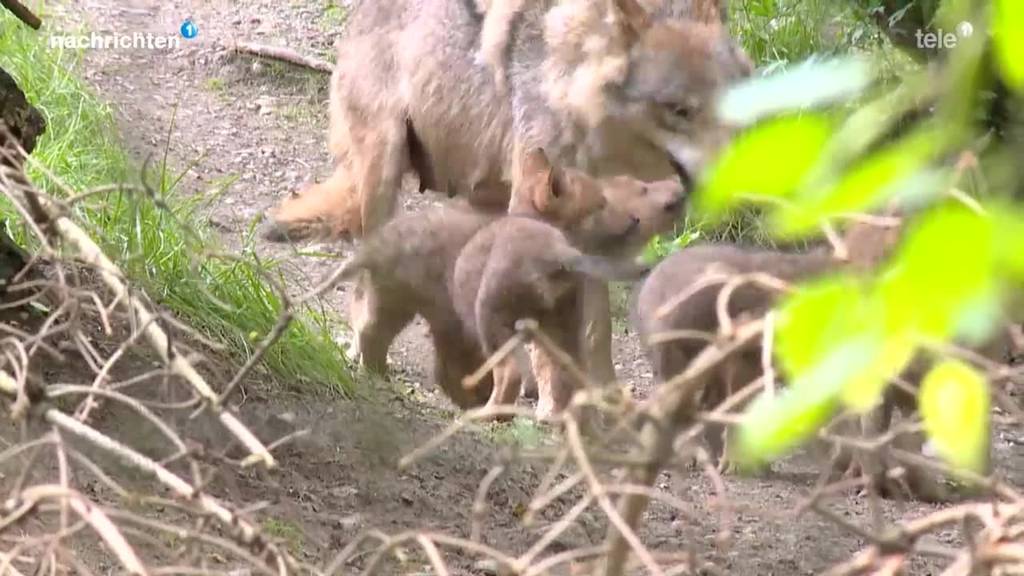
[227, 40, 333, 73]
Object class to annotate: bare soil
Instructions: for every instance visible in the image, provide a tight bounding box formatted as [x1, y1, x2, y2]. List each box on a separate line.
[7, 1, 1024, 574]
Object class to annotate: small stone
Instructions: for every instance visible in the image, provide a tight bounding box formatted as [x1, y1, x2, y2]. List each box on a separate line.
[473, 560, 499, 575]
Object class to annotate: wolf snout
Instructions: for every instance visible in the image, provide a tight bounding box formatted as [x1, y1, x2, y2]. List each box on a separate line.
[668, 157, 694, 192]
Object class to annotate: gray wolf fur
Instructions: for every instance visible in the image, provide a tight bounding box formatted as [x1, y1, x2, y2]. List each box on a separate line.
[263, 0, 748, 241]
[454, 217, 649, 420]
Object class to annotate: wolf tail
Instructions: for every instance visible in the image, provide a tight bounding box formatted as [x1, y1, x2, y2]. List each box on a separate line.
[562, 250, 651, 282]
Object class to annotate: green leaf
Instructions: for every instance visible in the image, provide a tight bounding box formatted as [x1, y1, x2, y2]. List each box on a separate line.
[696, 114, 833, 220]
[718, 57, 875, 126]
[952, 289, 1005, 348]
[774, 276, 907, 413]
[821, 77, 933, 170]
[737, 275, 892, 465]
[993, 208, 1024, 280]
[994, 0, 1024, 91]
[734, 357, 847, 466]
[919, 360, 990, 474]
[880, 205, 999, 341]
[839, 334, 915, 412]
[772, 129, 943, 237]
[775, 276, 865, 377]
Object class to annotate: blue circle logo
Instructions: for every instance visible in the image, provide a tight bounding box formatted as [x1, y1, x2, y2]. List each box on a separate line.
[180, 19, 198, 39]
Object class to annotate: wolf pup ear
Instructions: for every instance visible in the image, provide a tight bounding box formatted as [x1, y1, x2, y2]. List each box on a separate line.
[610, 0, 651, 40]
[521, 148, 561, 213]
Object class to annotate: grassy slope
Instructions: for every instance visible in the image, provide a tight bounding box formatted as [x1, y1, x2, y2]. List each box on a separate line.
[0, 12, 353, 395]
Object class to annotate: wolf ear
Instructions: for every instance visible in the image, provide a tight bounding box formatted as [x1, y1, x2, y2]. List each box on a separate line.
[610, 0, 651, 40]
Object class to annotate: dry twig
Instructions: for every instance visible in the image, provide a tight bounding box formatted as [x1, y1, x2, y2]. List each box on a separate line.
[227, 40, 333, 73]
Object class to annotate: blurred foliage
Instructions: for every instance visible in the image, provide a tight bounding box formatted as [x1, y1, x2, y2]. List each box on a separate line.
[701, 0, 1022, 474]
[920, 360, 990, 473]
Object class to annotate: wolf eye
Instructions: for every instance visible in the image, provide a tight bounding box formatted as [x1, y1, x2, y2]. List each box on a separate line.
[671, 104, 696, 120]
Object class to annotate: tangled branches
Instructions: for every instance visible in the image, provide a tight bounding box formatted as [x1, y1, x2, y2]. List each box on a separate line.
[0, 130, 317, 575]
[1, 118, 1023, 575]
[384, 273, 1024, 575]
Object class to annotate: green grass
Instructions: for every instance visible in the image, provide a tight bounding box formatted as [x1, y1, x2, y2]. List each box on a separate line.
[203, 76, 226, 94]
[278, 102, 321, 128]
[731, 0, 886, 68]
[642, 207, 778, 263]
[0, 12, 353, 395]
[321, 0, 350, 30]
[262, 518, 305, 554]
[486, 417, 548, 449]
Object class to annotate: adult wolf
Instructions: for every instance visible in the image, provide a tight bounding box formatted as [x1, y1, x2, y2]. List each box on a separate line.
[263, 0, 752, 382]
[264, 0, 748, 240]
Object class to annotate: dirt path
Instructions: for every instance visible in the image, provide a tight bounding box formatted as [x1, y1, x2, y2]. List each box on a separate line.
[44, 1, 1024, 573]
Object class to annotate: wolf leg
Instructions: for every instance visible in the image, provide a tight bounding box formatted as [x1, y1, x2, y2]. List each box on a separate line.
[581, 278, 615, 384]
[434, 326, 493, 409]
[359, 118, 410, 235]
[348, 273, 415, 375]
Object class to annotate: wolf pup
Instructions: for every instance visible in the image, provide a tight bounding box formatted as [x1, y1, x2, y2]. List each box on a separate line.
[634, 244, 838, 466]
[454, 170, 685, 420]
[325, 148, 609, 408]
[633, 219, 1011, 501]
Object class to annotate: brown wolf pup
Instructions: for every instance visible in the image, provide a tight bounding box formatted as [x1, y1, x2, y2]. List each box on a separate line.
[452, 219, 646, 420]
[634, 244, 839, 464]
[454, 173, 685, 420]
[850, 323, 1017, 502]
[261, 0, 751, 393]
[339, 203, 495, 408]
[633, 220, 1013, 501]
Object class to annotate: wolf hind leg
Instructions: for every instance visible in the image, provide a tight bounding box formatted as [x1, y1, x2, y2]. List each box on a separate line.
[348, 273, 415, 375]
[359, 117, 411, 235]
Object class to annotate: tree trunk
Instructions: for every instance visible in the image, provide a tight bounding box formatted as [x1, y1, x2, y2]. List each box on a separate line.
[0, 64, 45, 291]
[0, 65, 45, 155]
